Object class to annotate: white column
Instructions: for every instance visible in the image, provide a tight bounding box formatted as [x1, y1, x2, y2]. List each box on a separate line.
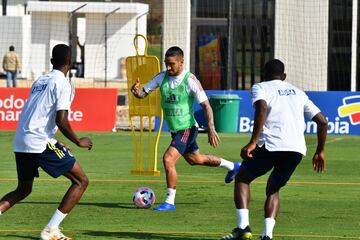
[274, 0, 329, 91]
[162, 0, 191, 71]
[351, 0, 358, 91]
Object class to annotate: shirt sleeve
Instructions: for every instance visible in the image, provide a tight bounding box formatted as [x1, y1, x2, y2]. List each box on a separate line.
[56, 78, 72, 111]
[187, 74, 208, 103]
[250, 83, 266, 106]
[143, 72, 165, 94]
[304, 96, 321, 120]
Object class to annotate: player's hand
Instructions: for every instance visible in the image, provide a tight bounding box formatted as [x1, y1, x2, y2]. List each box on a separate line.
[208, 128, 220, 148]
[78, 137, 93, 150]
[240, 142, 257, 159]
[131, 78, 141, 96]
[312, 151, 326, 173]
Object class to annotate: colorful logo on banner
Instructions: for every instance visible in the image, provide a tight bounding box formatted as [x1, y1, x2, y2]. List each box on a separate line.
[337, 95, 360, 125]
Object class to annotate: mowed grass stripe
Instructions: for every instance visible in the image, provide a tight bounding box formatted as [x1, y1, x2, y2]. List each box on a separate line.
[0, 230, 358, 239]
[0, 178, 359, 185]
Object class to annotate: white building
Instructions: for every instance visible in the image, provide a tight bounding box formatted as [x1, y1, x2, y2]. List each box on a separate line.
[0, 1, 148, 80]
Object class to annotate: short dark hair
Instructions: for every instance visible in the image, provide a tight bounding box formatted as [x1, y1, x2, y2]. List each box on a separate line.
[9, 46, 14, 51]
[165, 46, 183, 58]
[264, 59, 285, 77]
[51, 44, 71, 67]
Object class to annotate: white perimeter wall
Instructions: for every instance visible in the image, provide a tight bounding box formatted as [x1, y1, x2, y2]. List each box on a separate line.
[30, 12, 68, 79]
[0, 2, 148, 80]
[85, 13, 147, 80]
[275, 0, 329, 90]
[30, 12, 146, 80]
[0, 16, 31, 79]
[26, 1, 149, 80]
[0, 0, 28, 16]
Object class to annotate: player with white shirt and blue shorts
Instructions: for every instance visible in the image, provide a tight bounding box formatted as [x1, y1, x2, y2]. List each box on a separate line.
[0, 44, 93, 240]
[222, 59, 328, 240]
[131, 46, 241, 211]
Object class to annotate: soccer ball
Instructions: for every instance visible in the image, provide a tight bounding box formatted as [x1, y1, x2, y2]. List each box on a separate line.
[133, 187, 155, 209]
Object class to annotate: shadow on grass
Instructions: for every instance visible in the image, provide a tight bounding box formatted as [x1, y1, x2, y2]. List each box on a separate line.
[83, 231, 216, 239]
[20, 201, 135, 209]
[0, 231, 217, 240]
[0, 234, 38, 239]
[20, 201, 201, 209]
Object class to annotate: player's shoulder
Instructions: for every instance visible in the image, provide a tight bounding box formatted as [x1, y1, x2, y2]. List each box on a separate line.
[282, 81, 305, 94]
[154, 71, 166, 79]
[42, 71, 69, 88]
[150, 71, 166, 83]
[251, 81, 266, 91]
[187, 72, 201, 84]
[186, 72, 204, 92]
[187, 71, 198, 79]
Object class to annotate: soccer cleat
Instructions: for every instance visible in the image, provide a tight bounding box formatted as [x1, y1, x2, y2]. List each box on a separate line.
[40, 226, 72, 240]
[260, 236, 272, 240]
[221, 226, 253, 240]
[153, 202, 176, 211]
[225, 162, 241, 183]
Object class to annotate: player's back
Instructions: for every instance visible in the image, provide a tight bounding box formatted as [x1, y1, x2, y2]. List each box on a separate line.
[253, 80, 317, 155]
[14, 70, 70, 153]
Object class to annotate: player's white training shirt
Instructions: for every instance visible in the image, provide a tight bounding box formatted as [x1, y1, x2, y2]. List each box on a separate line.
[251, 80, 320, 155]
[14, 69, 74, 153]
[143, 70, 208, 104]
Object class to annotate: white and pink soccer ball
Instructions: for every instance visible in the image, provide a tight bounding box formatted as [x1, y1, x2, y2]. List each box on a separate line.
[132, 187, 155, 209]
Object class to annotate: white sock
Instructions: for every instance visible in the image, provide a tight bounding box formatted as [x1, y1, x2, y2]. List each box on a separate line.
[164, 188, 176, 205]
[0, 211, 2, 215]
[236, 208, 249, 229]
[219, 158, 234, 171]
[262, 217, 276, 239]
[46, 209, 67, 229]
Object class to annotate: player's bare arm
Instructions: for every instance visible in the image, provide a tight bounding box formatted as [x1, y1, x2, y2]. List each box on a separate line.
[131, 78, 148, 99]
[241, 100, 267, 159]
[311, 112, 328, 173]
[200, 100, 220, 148]
[56, 110, 93, 150]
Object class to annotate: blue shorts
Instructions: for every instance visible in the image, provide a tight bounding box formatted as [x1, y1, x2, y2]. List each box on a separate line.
[240, 145, 302, 190]
[170, 126, 199, 155]
[15, 142, 76, 180]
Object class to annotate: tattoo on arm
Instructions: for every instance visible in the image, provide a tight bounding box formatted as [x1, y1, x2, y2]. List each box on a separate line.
[201, 101, 215, 129]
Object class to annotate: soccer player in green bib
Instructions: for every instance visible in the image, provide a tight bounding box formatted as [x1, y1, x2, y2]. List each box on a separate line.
[131, 46, 240, 211]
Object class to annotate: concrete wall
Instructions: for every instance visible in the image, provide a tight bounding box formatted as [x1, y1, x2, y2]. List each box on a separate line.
[30, 12, 68, 79]
[29, 11, 147, 80]
[85, 12, 147, 80]
[162, 0, 191, 71]
[274, 0, 329, 91]
[0, 16, 31, 79]
[0, 0, 29, 16]
[0, 2, 149, 81]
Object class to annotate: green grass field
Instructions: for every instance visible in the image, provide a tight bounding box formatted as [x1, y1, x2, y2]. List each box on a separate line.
[0, 131, 359, 239]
